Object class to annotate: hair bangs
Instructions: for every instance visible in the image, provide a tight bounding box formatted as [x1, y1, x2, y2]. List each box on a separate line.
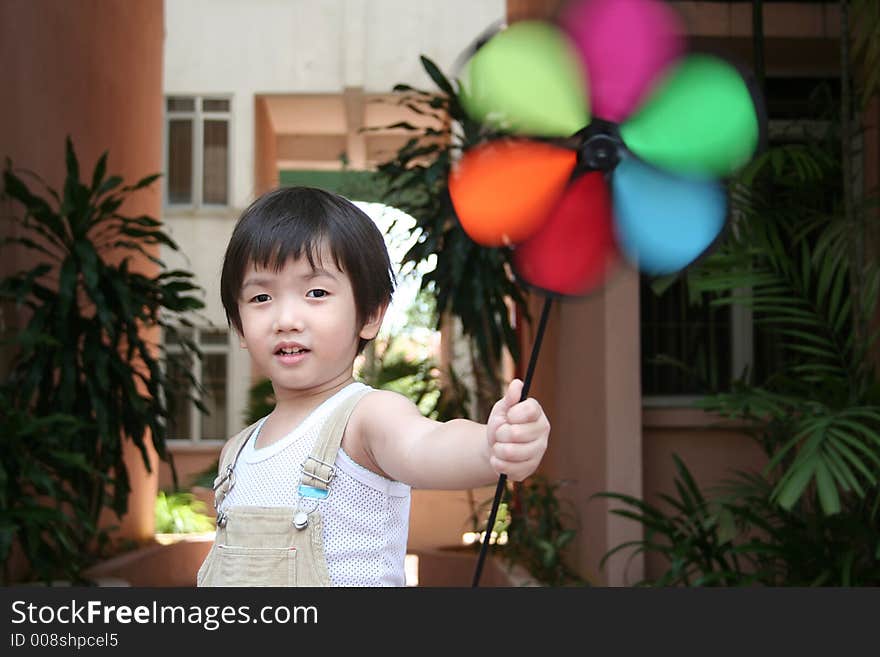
[249, 221, 345, 277]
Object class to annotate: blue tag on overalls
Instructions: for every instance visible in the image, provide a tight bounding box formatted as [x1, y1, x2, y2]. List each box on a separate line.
[298, 484, 329, 500]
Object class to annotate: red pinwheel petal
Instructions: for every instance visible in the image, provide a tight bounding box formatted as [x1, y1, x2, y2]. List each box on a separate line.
[449, 141, 577, 247]
[513, 172, 618, 296]
[560, 0, 684, 122]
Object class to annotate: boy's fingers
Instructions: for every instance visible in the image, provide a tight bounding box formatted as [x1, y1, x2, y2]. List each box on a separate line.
[486, 412, 505, 446]
[503, 378, 523, 409]
[493, 440, 541, 463]
[507, 398, 542, 424]
[496, 422, 547, 444]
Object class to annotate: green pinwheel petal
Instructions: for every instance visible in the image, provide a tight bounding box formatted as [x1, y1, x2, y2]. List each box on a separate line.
[620, 55, 759, 177]
[461, 21, 590, 138]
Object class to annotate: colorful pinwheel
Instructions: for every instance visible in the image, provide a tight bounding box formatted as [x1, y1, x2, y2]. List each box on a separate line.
[450, 0, 764, 586]
[449, 0, 763, 297]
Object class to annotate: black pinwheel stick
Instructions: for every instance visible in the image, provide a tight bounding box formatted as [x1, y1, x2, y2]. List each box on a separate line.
[472, 295, 553, 587]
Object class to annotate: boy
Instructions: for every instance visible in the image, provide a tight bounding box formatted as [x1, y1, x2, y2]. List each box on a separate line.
[197, 187, 550, 586]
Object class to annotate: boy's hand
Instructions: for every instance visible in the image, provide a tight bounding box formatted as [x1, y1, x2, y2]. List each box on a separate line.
[486, 379, 550, 482]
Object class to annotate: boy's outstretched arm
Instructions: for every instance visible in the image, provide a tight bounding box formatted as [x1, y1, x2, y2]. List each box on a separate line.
[354, 379, 550, 490]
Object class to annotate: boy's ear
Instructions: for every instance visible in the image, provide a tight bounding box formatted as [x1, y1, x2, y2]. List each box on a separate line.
[359, 303, 388, 341]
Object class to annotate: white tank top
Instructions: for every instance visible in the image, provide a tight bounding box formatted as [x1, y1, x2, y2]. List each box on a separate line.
[218, 382, 411, 587]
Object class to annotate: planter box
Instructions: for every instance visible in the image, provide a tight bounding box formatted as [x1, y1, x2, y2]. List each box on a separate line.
[82, 536, 538, 587]
[412, 546, 538, 587]
[83, 533, 214, 587]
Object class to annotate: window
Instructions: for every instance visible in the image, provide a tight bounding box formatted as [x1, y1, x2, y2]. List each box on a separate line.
[165, 96, 231, 207]
[165, 327, 229, 442]
[640, 277, 735, 401]
[641, 75, 840, 404]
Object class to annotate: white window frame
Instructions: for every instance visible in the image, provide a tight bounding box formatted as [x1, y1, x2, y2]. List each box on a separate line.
[163, 94, 233, 210]
[165, 326, 231, 445]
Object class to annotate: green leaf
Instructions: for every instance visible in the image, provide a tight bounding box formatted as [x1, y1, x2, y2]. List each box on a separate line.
[775, 453, 818, 510]
[0, 236, 59, 261]
[95, 176, 124, 199]
[821, 444, 856, 493]
[65, 136, 80, 184]
[814, 460, 840, 515]
[122, 173, 161, 192]
[420, 55, 456, 98]
[57, 256, 77, 319]
[828, 429, 880, 478]
[74, 240, 100, 291]
[90, 151, 108, 193]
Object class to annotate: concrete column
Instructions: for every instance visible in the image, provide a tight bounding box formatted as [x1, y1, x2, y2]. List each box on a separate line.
[0, 0, 166, 546]
[505, 0, 644, 585]
[343, 87, 367, 169]
[254, 96, 279, 196]
[526, 271, 643, 586]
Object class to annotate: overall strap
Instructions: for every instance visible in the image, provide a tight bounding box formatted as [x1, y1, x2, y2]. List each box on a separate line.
[212, 419, 261, 512]
[299, 386, 372, 497]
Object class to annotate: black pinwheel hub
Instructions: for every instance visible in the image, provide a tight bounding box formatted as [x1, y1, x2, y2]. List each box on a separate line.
[574, 119, 623, 173]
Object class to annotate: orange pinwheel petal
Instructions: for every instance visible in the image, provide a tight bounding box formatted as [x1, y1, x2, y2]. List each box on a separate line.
[449, 141, 577, 247]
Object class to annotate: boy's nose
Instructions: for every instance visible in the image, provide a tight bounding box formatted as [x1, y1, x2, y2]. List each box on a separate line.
[273, 303, 305, 332]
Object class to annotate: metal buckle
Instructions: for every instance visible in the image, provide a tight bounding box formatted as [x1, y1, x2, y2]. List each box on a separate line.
[216, 511, 228, 528]
[212, 464, 235, 493]
[300, 456, 335, 486]
[213, 465, 236, 514]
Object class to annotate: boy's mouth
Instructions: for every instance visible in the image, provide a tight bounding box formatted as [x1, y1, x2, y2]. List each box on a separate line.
[274, 342, 310, 359]
[276, 347, 308, 355]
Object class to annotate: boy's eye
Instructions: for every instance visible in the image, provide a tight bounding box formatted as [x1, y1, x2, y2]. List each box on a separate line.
[250, 293, 271, 303]
[306, 289, 328, 298]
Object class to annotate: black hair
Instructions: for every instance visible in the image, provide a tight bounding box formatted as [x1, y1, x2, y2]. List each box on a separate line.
[220, 186, 395, 354]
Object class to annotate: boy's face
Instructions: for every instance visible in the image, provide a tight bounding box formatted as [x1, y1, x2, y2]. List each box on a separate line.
[237, 246, 383, 400]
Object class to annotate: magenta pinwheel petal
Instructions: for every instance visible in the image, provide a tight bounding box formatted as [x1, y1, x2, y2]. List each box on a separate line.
[560, 0, 685, 123]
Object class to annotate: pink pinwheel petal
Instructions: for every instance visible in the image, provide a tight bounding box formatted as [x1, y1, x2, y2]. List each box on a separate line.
[513, 172, 618, 296]
[560, 0, 685, 122]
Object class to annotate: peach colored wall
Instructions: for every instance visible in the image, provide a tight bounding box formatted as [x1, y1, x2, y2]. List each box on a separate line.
[159, 449, 219, 492]
[506, 0, 563, 22]
[0, 0, 165, 550]
[641, 410, 767, 582]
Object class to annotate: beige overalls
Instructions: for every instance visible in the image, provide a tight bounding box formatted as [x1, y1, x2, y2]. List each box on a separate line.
[197, 387, 370, 587]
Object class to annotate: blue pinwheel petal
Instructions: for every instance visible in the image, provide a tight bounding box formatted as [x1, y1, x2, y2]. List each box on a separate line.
[611, 157, 727, 275]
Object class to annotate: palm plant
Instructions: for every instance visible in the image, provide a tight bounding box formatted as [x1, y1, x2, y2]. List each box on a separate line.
[491, 475, 588, 586]
[694, 139, 880, 512]
[598, 137, 880, 586]
[0, 383, 95, 584]
[373, 55, 526, 420]
[1, 138, 204, 582]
